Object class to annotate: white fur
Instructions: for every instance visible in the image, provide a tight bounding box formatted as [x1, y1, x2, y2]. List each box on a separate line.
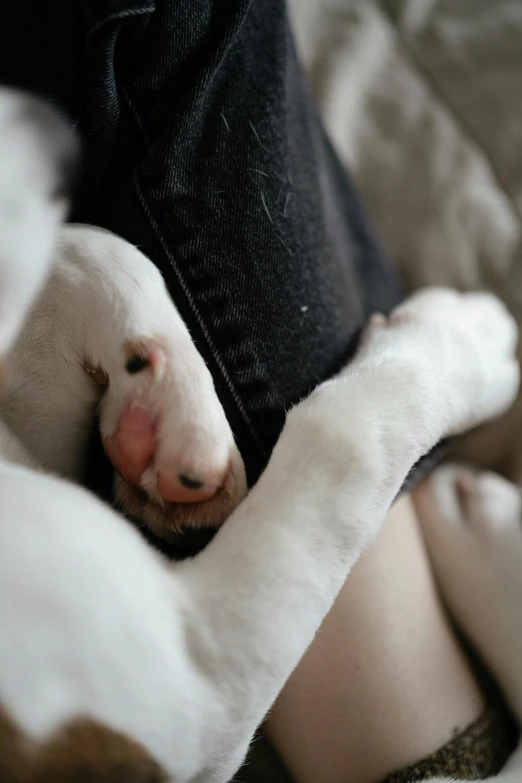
[0, 89, 68, 358]
[0, 86, 521, 781]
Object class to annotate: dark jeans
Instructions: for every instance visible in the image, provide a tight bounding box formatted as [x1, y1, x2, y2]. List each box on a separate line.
[1, 0, 441, 552]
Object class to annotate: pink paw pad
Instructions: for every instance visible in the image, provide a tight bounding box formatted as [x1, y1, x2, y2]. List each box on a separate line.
[102, 341, 226, 505]
[103, 403, 157, 486]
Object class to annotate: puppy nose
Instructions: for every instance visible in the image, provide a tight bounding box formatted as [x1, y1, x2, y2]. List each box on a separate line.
[20, 96, 79, 199]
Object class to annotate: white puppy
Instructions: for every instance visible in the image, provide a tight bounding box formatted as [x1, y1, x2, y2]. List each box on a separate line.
[0, 87, 520, 782]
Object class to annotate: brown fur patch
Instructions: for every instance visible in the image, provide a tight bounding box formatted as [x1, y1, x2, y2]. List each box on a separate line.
[115, 473, 243, 541]
[83, 357, 109, 388]
[0, 707, 168, 782]
[0, 708, 31, 782]
[0, 357, 9, 386]
[114, 443, 248, 543]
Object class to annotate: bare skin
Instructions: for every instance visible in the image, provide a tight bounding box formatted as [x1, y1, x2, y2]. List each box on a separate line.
[266, 494, 484, 783]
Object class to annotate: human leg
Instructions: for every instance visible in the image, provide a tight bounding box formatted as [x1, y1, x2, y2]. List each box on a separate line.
[413, 464, 522, 782]
[265, 494, 486, 783]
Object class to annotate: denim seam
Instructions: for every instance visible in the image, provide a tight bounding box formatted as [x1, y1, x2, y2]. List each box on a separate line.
[132, 170, 264, 451]
[118, 84, 263, 449]
[117, 44, 265, 453]
[86, 6, 154, 48]
[120, 84, 150, 145]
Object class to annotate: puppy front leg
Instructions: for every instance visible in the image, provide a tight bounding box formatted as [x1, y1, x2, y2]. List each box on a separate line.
[179, 289, 520, 779]
[183, 381, 417, 779]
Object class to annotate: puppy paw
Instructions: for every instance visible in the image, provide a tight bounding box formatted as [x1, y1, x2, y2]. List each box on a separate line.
[99, 323, 248, 541]
[70, 226, 247, 538]
[359, 289, 520, 438]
